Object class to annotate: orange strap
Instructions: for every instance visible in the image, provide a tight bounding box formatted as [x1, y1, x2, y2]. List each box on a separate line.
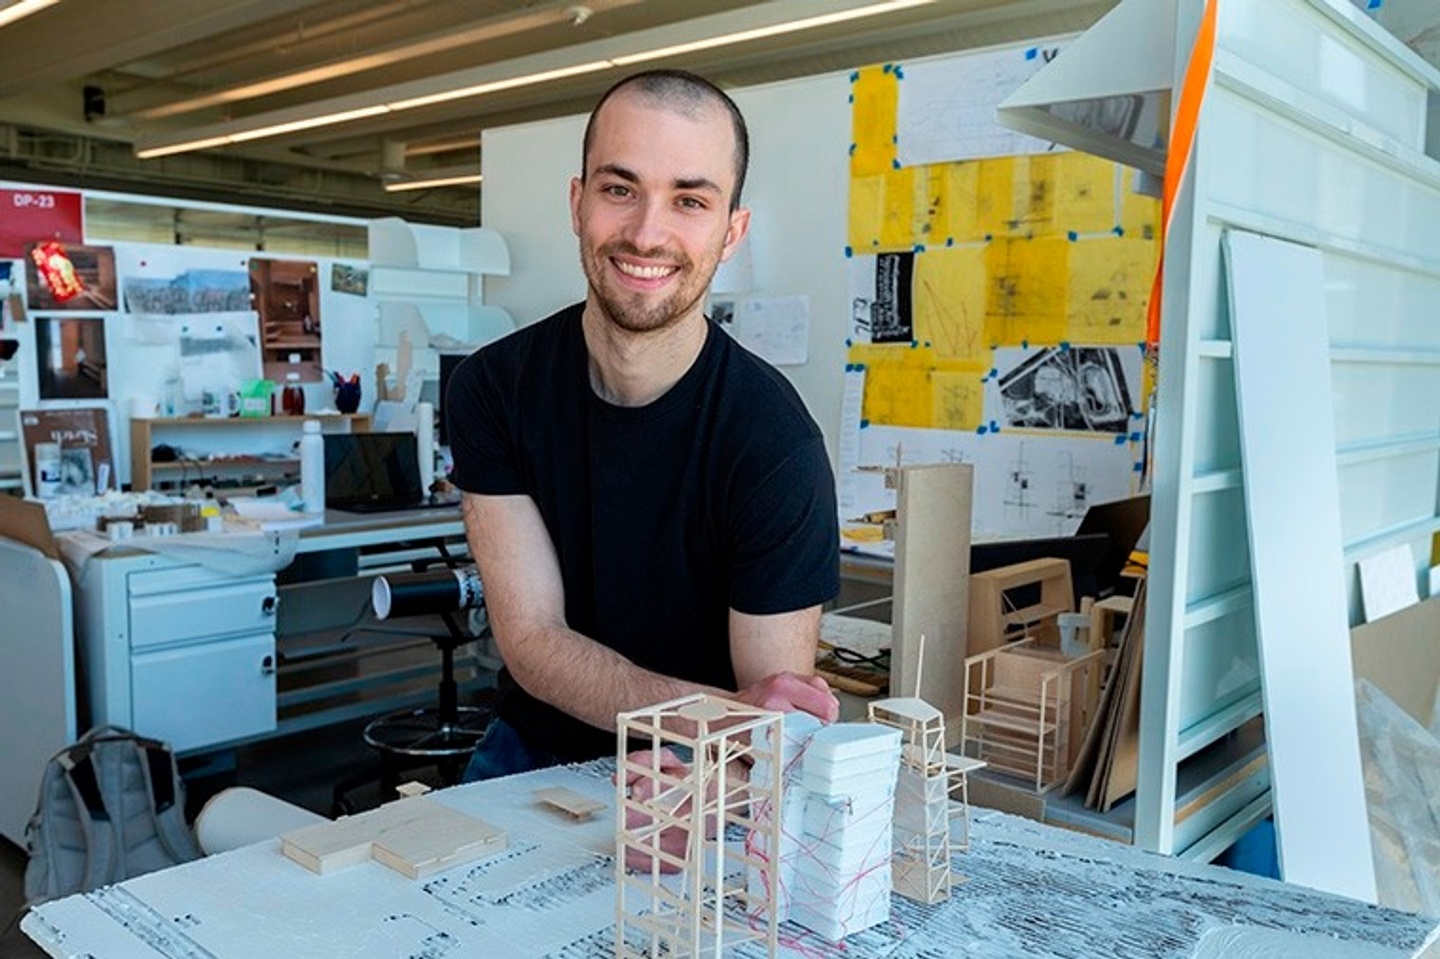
[1146, 0, 1220, 352]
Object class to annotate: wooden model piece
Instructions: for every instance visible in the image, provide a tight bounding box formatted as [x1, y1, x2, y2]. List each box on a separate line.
[535, 786, 606, 822]
[869, 697, 957, 905]
[961, 640, 1104, 793]
[966, 557, 1074, 657]
[614, 694, 783, 959]
[891, 463, 974, 747]
[281, 795, 506, 879]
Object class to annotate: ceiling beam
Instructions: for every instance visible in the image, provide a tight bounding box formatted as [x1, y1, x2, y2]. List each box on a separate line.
[0, 0, 337, 98]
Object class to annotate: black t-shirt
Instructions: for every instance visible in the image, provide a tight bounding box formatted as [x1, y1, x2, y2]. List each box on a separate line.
[447, 303, 840, 760]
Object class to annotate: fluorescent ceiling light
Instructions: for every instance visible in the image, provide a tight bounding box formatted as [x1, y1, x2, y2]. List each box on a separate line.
[0, 0, 57, 30]
[384, 172, 483, 192]
[136, 0, 933, 159]
[613, 0, 933, 65]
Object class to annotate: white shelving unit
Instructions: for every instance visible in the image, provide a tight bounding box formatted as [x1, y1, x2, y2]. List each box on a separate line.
[367, 217, 515, 382]
[1001, 0, 1440, 878]
[0, 365, 20, 492]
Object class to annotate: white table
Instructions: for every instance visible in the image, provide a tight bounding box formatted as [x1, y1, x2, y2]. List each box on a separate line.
[22, 762, 1440, 958]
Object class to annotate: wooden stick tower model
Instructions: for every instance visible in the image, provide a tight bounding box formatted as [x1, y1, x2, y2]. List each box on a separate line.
[614, 695, 783, 958]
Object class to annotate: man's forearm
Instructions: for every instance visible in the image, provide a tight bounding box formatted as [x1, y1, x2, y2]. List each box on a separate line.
[500, 623, 723, 732]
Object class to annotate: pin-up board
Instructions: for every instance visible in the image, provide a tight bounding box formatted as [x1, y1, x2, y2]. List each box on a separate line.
[839, 50, 1160, 547]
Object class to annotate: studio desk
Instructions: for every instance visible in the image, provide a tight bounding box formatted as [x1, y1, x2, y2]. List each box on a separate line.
[0, 507, 491, 846]
[21, 761, 1440, 958]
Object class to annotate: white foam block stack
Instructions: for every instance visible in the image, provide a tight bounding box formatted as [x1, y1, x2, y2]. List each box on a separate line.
[789, 724, 902, 941]
[748, 711, 823, 924]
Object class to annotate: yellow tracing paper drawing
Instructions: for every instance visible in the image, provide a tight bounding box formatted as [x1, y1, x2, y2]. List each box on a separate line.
[912, 246, 986, 361]
[1066, 238, 1159, 344]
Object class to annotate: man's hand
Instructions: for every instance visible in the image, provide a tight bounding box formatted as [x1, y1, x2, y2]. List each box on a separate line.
[618, 748, 703, 874]
[733, 671, 839, 722]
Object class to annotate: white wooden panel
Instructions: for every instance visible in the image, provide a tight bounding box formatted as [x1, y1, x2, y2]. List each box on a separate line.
[1331, 364, 1440, 444]
[1338, 454, 1440, 541]
[1226, 228, 1376, 902]
[1177, 613, 1259, 733]
[1325, 255, 1440, 347]
[0, 539, 75, 845]
[1223, 0, 1428, 149]
[1208, 91, 1440, 260]
[132, 632, 277, 752]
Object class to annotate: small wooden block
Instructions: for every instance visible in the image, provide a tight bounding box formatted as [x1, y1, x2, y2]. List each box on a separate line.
[281, 796, 506, 879]
[535, 786, 606, 821]
[371, 806, 506, 879]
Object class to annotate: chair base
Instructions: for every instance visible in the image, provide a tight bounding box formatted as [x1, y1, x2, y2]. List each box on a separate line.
[331, 705, 492, 815]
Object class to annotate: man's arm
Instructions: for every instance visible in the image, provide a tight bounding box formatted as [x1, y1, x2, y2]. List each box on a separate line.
[464, 492, 837, 730]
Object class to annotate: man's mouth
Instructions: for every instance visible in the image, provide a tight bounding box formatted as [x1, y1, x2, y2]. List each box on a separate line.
[613, 259, 678, 281]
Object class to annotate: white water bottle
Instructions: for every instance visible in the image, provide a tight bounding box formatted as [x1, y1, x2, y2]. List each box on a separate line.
[300, 419, 325, 514]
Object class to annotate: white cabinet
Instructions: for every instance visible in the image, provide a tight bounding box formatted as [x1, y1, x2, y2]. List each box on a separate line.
[77, 550, 279, 753]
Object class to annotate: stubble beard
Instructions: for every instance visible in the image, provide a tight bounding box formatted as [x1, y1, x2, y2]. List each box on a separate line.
[583, 241, 715, 335]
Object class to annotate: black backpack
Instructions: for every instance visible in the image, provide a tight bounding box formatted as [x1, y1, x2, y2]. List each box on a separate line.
[23, 725, 204, 905]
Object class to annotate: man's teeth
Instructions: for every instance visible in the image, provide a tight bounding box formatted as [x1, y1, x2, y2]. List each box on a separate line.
[617, 262, 673, 279]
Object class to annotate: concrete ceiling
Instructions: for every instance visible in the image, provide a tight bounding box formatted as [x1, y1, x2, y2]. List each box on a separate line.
[0, 0, 1118, 226]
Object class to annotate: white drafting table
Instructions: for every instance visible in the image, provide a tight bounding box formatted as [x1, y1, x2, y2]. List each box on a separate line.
[23, 762, 1440, 958]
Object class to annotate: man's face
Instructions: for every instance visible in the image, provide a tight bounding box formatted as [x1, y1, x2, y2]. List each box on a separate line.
[571, 91, 750, 335]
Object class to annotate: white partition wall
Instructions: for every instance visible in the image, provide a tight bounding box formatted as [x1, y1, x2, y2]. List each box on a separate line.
[1136, 0, 1440, 875]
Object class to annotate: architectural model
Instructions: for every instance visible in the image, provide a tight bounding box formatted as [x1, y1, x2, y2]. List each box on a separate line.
[614, 694, 783, 958]
[868, 696, 987, 904]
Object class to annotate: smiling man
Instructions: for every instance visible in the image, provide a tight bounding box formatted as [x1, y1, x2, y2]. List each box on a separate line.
[447, 70, 840, 779]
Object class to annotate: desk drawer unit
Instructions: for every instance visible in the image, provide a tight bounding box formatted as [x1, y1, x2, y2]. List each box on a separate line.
[128, 568, 278, 649]
[125, 565, 279, 750]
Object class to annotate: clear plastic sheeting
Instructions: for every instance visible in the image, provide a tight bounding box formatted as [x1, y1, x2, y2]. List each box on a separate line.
[1356, 678, 1440, 917]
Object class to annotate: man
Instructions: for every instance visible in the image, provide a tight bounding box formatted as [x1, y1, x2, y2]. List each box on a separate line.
[448, 69, 840, 781]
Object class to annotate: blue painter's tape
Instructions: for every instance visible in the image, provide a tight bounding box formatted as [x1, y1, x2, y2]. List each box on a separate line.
[850, 71, 860, 82]
[1114, 434, 1127, 446]
[1368, 0, 1381, 8]
[884, 63, 893, 73]
[976, 425, 988, 435]
[845, 340, 853, 349]
[910, 340, 919, 349]
[1025, 47, 1038, 60]
[1059, 341, 1071, 352]
[984, 233, 993, 242]
[946, 237, 954, 247]
[990, 421, 999, 433]
[855, 363, 866, 371]
[914, 244, 925, 253]
[1021, 339, 1029, 350]
[895, 66, 904, 79]
[848, 143, 856, 155]
[844, 246, 854, 258]
[988, 368, 998, 379]
[1067, 231, 1078, 241]
[892, 158, 902, 169]
[1131, 411, 1144, 420]
[860, 419, 870, 428]
[1113, 226, 1125, 236]
[872, 239, 880, 246]
[924, 341, 932, 348]
[1130, 432, 1143, 443]
[1133, 461, 1144, 472]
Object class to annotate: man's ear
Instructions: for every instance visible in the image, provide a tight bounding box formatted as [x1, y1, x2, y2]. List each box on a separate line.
[569, 176, 584, 236]
[719, 206, 751, 262]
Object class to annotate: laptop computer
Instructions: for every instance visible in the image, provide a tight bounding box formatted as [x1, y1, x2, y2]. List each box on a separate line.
[323, 432, 436, 513]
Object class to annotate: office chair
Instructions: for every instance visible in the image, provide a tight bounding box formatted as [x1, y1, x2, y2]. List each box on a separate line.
[330, 551, 493, 815]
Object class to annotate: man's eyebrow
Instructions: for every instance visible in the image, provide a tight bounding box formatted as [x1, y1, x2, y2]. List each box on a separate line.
[591, 163, 722, 196]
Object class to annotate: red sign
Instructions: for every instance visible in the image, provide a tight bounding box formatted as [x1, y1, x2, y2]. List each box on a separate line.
[0, 189, 83, 258]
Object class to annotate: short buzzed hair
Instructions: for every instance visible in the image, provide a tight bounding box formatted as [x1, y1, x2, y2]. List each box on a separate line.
[581, 69, 750, 211]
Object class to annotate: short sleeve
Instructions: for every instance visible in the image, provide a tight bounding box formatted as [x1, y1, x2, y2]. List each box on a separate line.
[445, 349, 526, 495]
[726, 436, 840, 615]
